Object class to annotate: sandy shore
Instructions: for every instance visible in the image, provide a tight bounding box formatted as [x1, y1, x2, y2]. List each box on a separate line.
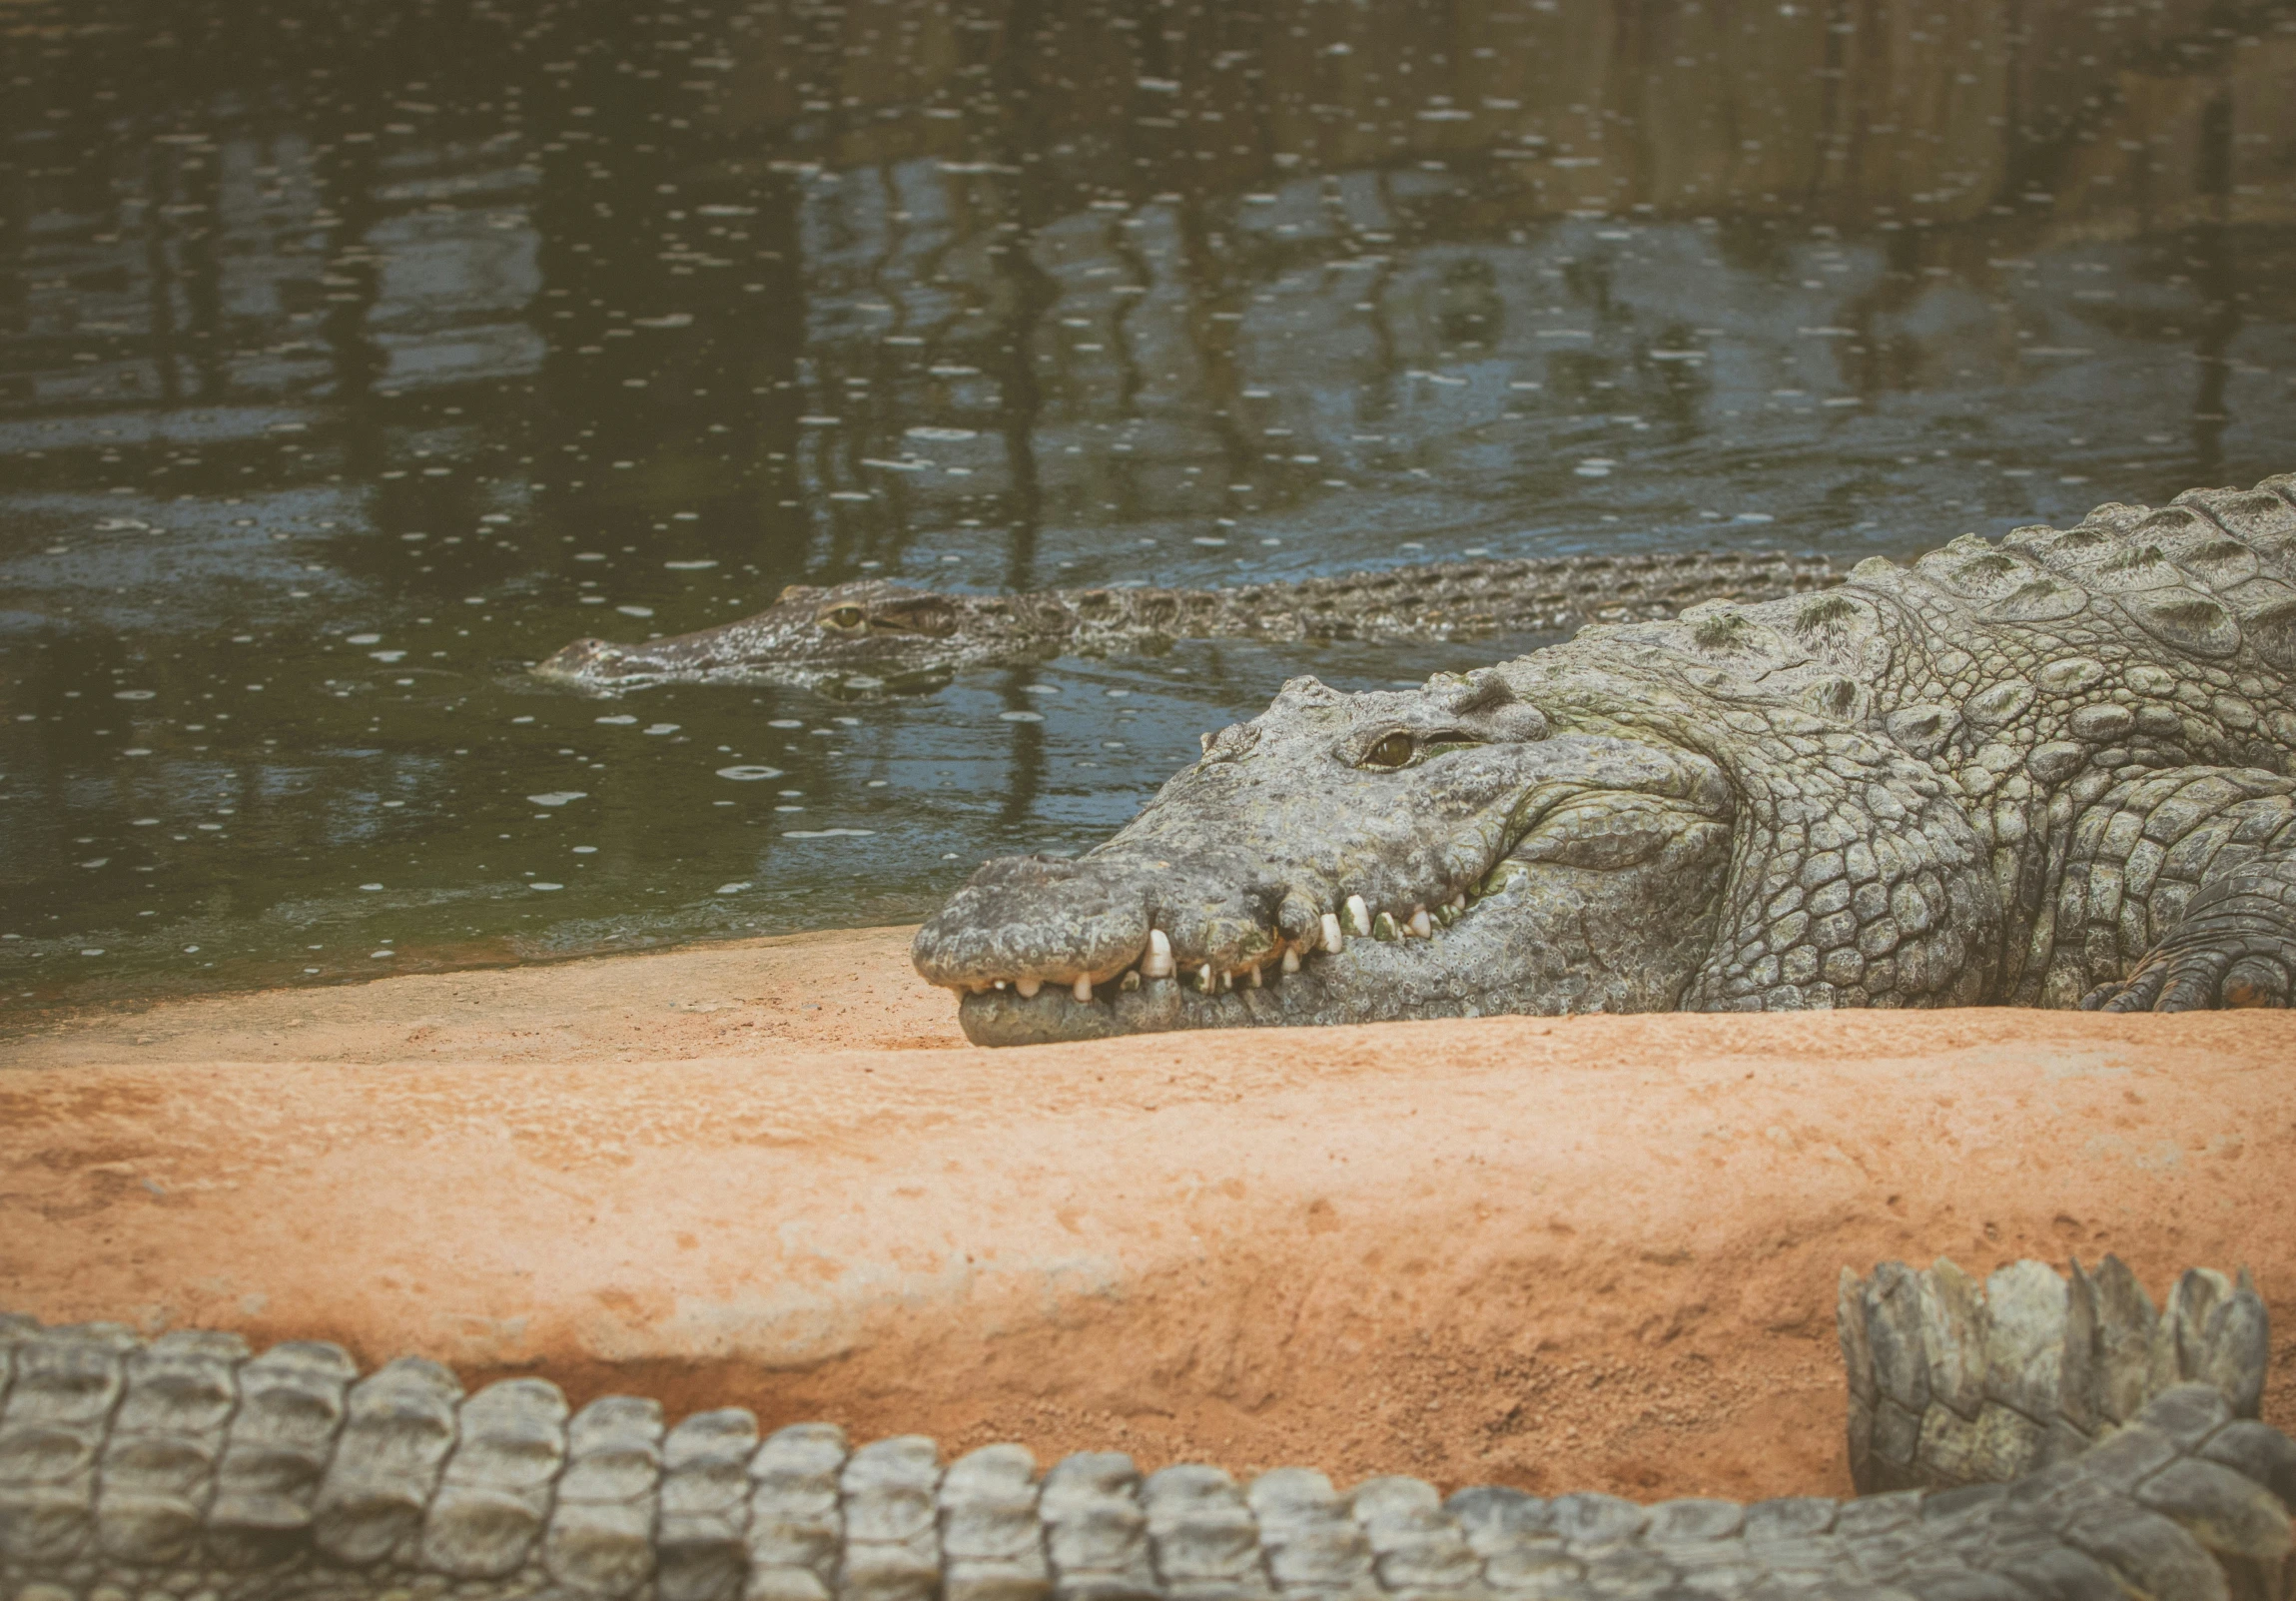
[4, 924, 2291, 1503]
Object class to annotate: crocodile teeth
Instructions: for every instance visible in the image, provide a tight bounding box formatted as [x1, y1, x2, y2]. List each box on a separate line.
[1197, 963, 1215, 993]
[1121, 970, 1141, 992]
[1320, 911, 1343, 954]
[1244, 964, 1262, 988]
[1408, 907, 1433, 939]
[1449, 893, 1466, 912]
[1142, 928, 1174, 979]
[1342, 894, 1371, 937]
[1016, 977, 1042, 999]
[1372, 911, 1400, 942]
[1281, 947, 1301, 974]
[1072, 974, 1094, 1003]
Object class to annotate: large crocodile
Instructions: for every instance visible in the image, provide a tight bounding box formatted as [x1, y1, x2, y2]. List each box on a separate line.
[530, 551, 1839, 694]
[0, 1256, 2283, 1601]
[913, 474, 2296, 1046]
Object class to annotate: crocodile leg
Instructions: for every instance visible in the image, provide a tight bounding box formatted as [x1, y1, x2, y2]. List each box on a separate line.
[2085, 851, 2296, 1012]
[2038, 766, 2296, 1011]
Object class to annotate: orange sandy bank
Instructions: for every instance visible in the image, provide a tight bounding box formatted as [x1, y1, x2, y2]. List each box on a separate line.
[2, 925, 2291, 1504]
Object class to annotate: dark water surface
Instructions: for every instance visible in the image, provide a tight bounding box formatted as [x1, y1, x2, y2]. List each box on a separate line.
[5, 0, 2296, 1013]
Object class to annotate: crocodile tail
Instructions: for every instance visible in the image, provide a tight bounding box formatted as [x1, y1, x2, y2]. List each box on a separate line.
[4, 1279, 2292, 1600]
[1839, 1253, 2268, 1493]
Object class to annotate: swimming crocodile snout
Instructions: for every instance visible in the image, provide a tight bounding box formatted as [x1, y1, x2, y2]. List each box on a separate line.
[533, 636, 623, 678]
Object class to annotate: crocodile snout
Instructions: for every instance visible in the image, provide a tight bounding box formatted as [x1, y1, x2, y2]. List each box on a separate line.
[913, 845, 1305, 995]
[533, 635, 697, 688]
[912, 855, 1161, 998]
[533, 636, 627, 679]
[913, 849, 1332, 1046]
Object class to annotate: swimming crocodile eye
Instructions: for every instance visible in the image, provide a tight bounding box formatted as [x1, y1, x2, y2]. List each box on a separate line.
[820, 604, 867, 631]
[1362, 732, 1415, 770]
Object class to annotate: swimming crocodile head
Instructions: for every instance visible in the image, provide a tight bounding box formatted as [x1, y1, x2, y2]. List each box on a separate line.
[912, 667, 1743, 1045]
[529, 578, 1058, 693]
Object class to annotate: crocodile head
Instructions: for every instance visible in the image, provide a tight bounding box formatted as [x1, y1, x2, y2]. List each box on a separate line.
[530, 579, 1053, 692]
[912, 668, 1740, 1045]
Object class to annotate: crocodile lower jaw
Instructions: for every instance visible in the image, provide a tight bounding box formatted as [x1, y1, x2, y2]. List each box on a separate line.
[956, 962, 1462, 1045]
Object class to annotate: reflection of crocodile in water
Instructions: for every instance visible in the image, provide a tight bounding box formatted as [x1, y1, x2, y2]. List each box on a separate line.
[1, 1255, 2285, 1600]
[530, 551, 1841, 695]
[914, 475, 2296, 1046]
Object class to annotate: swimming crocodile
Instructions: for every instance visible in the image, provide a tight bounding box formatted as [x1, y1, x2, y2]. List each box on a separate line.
[0, 1255, 2281, 1601]
[912, 473, 2296, 1046]
[529, 551, 1840, 694]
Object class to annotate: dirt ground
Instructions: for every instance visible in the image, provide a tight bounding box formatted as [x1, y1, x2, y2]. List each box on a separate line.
[4, 924, 2292, 1503]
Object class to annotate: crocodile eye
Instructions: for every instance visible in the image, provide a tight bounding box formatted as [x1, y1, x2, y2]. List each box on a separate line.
[820, 604, 867, 631]
[1362, 732, 1415, 770]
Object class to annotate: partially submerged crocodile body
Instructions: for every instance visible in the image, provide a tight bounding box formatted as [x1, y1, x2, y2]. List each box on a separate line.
[913, 474, 2296, 1046]
[530, 551, 1839, 694]
[1, 1256, 2284, 1601]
